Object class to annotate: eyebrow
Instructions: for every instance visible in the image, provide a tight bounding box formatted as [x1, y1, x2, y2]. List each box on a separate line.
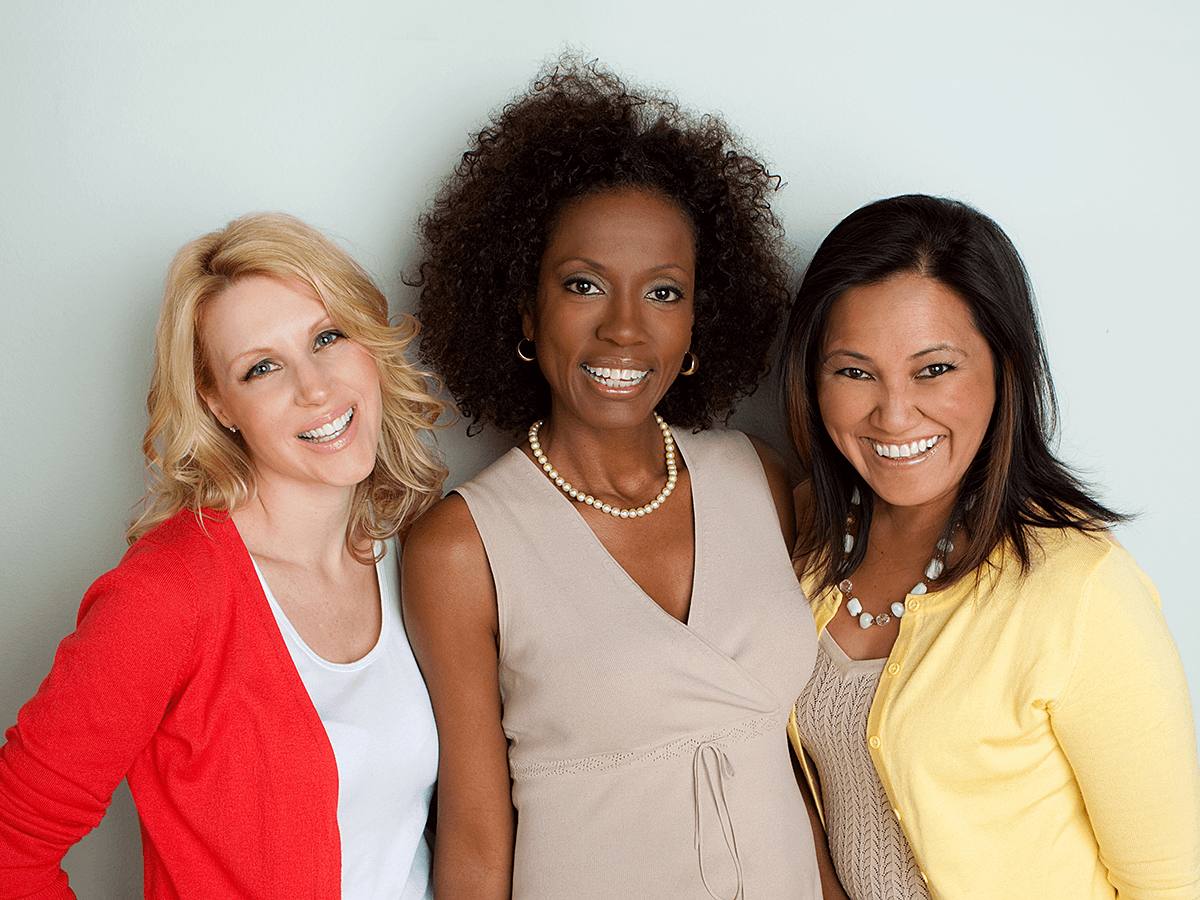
[821, 343, 968, 365]
[224, 316, 337, 373]
[555, 256, 690, 276]
[911, 343, 967, 359]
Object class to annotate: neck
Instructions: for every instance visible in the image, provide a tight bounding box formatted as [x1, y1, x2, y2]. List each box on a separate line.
[863, 494, 957, 566]
[232, 474, 361, 572]
[533, 410, 670, 491]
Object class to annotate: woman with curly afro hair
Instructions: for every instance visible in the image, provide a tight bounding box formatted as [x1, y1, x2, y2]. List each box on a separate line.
[402, 59, 822, 900]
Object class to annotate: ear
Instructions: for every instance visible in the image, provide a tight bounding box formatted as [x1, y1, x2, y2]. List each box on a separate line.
[522, 309, 536, 342]
[199, 388, 234, 432]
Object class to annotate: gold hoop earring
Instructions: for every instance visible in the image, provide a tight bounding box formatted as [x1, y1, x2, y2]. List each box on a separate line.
[516, 338, 537, 362]
[680, 351, 698, 376]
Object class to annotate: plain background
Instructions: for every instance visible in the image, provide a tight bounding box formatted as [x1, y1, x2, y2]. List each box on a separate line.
[2, 1, 1197, 894]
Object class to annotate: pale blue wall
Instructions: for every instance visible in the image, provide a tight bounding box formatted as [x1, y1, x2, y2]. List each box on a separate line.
[2, 2, 1197, 895]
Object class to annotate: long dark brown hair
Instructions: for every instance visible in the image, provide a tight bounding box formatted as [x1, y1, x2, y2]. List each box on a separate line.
[782, 194, 1124, 593]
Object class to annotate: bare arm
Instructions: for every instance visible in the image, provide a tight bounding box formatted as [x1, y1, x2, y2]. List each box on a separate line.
[786, 479, 848, 897]
[402, 495, 515, 900]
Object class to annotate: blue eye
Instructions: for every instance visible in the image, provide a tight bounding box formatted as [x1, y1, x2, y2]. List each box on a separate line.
[315, 329, 344, 349]
[242, 360, 279, 381]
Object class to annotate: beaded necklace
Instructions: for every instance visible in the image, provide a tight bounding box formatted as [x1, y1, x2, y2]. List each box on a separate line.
[837, 488, 954, 629]
[527, 413, 677, 519]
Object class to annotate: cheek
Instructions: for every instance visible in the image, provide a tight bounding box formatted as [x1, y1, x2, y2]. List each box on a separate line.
[817, 381, 856, 433]
[345, 343, 382, 379]
[534, 308, 591, 366]
[944, 377, 995, 438]
[816, 386, 860, 460]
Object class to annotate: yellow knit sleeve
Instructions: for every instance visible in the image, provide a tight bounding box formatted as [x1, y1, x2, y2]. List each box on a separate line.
[1051, 546, 1200, 899]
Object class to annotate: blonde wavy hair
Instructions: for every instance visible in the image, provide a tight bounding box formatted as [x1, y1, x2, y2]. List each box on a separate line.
[129, 212, 448, 558]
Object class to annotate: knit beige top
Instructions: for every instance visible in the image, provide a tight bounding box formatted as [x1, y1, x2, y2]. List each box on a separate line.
[794, 630, 930, 900]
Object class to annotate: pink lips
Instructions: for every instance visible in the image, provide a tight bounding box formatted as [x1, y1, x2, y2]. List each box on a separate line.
[299, 403, 354, 437]
[297, 405, 358, 454]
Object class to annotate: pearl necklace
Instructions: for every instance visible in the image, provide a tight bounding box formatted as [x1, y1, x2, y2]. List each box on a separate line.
[838, 497, 955, 628]
[527, 414, 677, 519]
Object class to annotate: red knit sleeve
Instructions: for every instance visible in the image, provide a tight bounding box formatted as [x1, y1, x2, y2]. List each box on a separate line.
[0, 537, 199, 899]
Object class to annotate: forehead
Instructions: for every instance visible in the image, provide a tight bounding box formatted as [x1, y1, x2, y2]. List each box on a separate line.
[204, 275, 323, 320]
[824, 273, 985, 351]
[200, 276, 329, 348]
[544, 188, 696, 265]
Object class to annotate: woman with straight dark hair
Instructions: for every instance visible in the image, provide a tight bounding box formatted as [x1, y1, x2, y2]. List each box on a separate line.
[782, 194, 1200, 900]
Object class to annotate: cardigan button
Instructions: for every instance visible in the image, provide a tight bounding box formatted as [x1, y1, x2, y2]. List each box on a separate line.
[920, 870, 929, 884]
[887, 662, 901, 676]
[868, 735, 881, 750]
[892, 807, 902, 822]
[906, 597, 921, 611]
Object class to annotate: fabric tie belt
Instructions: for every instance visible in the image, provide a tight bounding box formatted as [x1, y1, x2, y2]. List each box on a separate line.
[693, 740, 743, 900]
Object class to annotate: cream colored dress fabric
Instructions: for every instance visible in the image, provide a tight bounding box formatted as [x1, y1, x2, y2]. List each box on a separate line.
[794, 631, 930, 900]
[456, 428, 820, 900]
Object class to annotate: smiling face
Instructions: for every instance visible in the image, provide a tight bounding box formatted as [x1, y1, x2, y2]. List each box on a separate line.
[523, 188, 696, 434]
[199, 275, 383, 499]
[817, 271, 996, 518]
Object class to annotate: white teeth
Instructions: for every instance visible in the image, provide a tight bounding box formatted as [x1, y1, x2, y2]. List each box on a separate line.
[583, 364, 649, 388]
[299, 408, 353, 442]
[873, 436, 941, 459]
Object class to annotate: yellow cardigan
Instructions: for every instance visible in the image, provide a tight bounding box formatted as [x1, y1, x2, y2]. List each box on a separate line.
[788, 527, 1200, 900]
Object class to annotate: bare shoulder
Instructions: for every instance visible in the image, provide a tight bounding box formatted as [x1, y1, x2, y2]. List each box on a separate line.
[746, 434, 796, 546]
[405, 492, 485, 566]
[792, 479, 816, 521]
[401, 492, 497, 633]
[400, 497, 514, 895]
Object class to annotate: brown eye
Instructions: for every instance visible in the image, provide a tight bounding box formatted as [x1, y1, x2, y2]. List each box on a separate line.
[835, 367, 870, 381]
[566, 279, 600, 295]
[919, 363, 956, 378]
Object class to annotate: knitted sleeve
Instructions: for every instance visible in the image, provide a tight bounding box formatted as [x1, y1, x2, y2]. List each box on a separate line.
[0, 539, 200, 899]
[1051, 546, 1200, 899]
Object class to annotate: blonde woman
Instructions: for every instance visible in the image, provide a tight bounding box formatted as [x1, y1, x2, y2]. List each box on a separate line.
[0, 213, 446, 900]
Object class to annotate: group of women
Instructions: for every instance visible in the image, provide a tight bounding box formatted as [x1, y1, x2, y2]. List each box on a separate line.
[1, 59, 1197, 900]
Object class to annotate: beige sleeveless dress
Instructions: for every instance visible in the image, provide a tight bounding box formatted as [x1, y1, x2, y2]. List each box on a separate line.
[456, 428, 820, 900]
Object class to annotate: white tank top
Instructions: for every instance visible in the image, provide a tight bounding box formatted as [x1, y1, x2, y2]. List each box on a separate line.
[255, 539, 437, 900]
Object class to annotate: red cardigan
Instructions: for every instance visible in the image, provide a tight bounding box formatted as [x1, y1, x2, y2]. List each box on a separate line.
[0, 510, 341, 899]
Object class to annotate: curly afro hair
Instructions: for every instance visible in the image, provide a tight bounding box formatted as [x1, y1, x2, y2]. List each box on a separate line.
[412, 57, 790, 435]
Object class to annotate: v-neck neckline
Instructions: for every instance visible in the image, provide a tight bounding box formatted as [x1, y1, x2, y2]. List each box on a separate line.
[512, 431, 701, 628]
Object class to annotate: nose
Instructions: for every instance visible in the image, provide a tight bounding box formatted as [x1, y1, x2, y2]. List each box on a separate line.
[294, 358, 333, 406]
[595, 290, 647, 347]
[870, 378, 921, 435]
